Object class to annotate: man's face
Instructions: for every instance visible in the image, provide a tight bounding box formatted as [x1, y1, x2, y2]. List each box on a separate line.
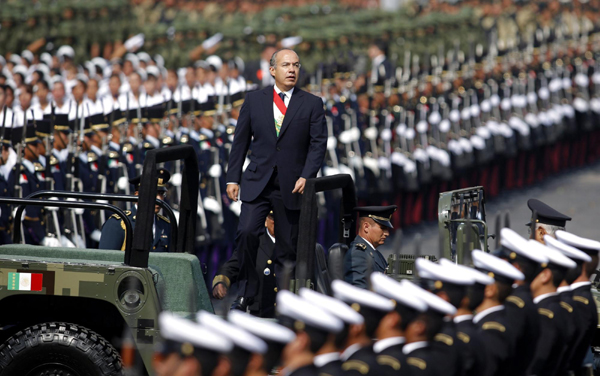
[87, 79, 99, 100]
[52, 83, 65, 102]
[109, 76, 121, 97]
[144, 77, 157, 95]
[72, 82, 85, 102]
[366, 220, 390, 247]
[129, 73, 141, 94]
[166, 71, 178, 90]
[36, 84, 49, 103]
[19, 91, 32, 109]
[269, 50, 299, 91]
[186, 68, 196, 88]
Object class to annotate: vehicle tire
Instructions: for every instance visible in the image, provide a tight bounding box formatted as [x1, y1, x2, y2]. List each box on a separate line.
[0, 322, 124, 376]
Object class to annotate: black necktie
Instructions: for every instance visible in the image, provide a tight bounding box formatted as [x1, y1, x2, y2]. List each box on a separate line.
[279, 92, 286, 104]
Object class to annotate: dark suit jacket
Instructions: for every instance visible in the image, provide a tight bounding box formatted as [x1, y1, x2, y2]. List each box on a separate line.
[504, 284, 540, 376]
[475, 308, 513, 376]
[343, 236, 388, 289]
[569, 283, 597, 372]
[226, 85, 326, 210]
[213, 230, 277, 317]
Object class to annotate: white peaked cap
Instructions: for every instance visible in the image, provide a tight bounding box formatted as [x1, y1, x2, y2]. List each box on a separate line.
[228, 310, 296, 344]
[300, 287, 364, 325]
[400, 280, 457, 316]
[527, 240, 576, 269]
[439, 258, 494, 285]
[472, 250, 525, 281]
[159, 312, 233, 353]
[370, 272, 427, 312]
[501, 228, 548, 264]
[276, 290, 343, 333]
[331, 279, 394, 312]
[416, 258, 475, 285]
[197, 311, 267, 354]
[544, 235, 591, 263]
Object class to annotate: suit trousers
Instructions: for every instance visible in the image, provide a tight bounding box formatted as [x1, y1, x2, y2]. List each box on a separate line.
[235, 170, 300, 298]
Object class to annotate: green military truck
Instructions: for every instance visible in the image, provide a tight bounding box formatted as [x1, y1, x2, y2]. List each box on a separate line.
[0, 146, 211, 375]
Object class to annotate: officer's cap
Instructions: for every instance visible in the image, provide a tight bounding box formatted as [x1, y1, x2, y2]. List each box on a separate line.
[544, 235, 591, 263]
[146, 105, 165, 124]
[277, 290, 343, 333]
[159, 312, 233, 354]
[228, 310, 296, 344]
[146, 65, 160, 79]
[500, 228, 549, 265]
[416, 258, 475, 286]
[526, 199, 571, 228]
[370, 272, 427, 312]
[528, 240, 576, 270]
[332, 279, 394, 313]
[49, 114, 70, 133]
[439, 258, 494, 286]
[299, 287, 364, 325]
[90, 113, 109, 132]
[197, 311, 267, 354]
[472, 250, 525, 284]
[35, 119, 52, 138]
[400, 280, 457, 316]
[354, 205, 397, 229]
[25, 122, 40, 144]
[556, 230, 600, 255]
[2, 127, 12, 146]
[129, 168, 171, 192]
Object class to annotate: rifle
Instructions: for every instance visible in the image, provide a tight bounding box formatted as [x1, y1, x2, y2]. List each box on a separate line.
[0, 106, 6, 165]
[134, 93, 144, 176]
[12, 112, 27, 242]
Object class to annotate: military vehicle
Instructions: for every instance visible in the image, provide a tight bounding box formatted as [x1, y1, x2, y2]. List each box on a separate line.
[0, 145, 211, 376]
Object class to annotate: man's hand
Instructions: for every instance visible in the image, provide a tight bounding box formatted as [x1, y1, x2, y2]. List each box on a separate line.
[226, 184, 240, 201]
[292, 177, 307, 194]
[212, 283, 228, 299]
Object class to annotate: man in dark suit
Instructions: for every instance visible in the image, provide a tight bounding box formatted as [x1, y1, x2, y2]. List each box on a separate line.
[98, 168, 171, 252]
[343, 205, 397, 289]
[226, 48, 327, 311]
[212, 211, 277, 318]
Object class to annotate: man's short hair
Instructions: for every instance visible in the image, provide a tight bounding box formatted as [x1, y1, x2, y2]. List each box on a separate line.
[269, 48, 296, 68]
[536, 223, 565, 237]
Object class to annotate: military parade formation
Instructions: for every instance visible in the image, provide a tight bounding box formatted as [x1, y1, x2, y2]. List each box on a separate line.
[3, 0, 600, 375]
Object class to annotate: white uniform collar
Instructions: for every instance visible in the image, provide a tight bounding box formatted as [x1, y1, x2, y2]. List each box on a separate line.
[402, 341, 428, 355]
[313, 352, 340, 368]
[473, 305, 504, 324]
[373, 337, 405, 354]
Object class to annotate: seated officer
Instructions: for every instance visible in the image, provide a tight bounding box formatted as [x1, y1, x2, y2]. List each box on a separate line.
[98, 168, 171, 251]
[343, 205, 396, 288]
[526, 198, 571, 243]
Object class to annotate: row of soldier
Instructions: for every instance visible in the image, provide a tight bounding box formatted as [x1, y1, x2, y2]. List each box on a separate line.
[155, 226, 600, 376]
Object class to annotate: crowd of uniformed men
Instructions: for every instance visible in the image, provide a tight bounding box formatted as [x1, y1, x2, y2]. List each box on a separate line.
[155, 223, 600, 376]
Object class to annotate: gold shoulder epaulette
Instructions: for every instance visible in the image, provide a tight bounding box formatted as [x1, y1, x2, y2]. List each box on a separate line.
[108, 150, 119, 159]
[560, 302, 574, 313]
[407, 357, 427, 370]
[376, 355, 401, 370]
[157, 214, 170, 224]
[434, 333, 454, 346]
[538, 308, 554, 319]
[506, 296, 525, 309]
[109, 213, 121, 220]
[143, 142, 152, 149]
[482, 322, 506, 332]
[574, 296, 589, 305]
[124, 210, 132, 216]
[342, 360, 369, 375]
[457, 332, 470, 344]
[199, 134, 208, 141]
[49, 155, 59, 166]
[34, 162, 44, 172]
[87, 152, 98, 163]
[356, 243, 367, 250]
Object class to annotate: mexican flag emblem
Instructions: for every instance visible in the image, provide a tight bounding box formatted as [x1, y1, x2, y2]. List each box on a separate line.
[8, 272, 43, 291]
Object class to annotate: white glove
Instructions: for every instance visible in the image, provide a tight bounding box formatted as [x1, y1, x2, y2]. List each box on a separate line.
[42, 237, 61, 247]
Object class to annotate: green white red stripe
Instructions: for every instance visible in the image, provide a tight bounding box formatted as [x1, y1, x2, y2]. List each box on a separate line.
[8, 272, 43, 291]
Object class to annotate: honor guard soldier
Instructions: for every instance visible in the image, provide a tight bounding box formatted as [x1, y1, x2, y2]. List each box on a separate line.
[276, 290, 343, 376]
[197, 312, 267, 376]
[299, 287, 365, 376]
[555, 231, 600, 375]
[331, 280, 395, 376]
[526, 240, 576, 376]
[228, 310, 296, 376]
[471, 250, 525, 376]
[526, 198, 572, 243]
[98, 168, 171, 251]
[369, 272, 428, 376]
[155, 312, 233, 376]
[496, 228, 549, 376]
[400, 279, 458, 376]
[343, 205, 397, 288]
[438, 259, 495, 376]
[545, 235, 593, 375]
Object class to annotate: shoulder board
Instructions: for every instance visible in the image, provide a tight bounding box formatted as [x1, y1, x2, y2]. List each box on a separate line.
[342, 360, 369, 375]
[87, 152, 98, 163]
[109, 213, 121, 220]
[482, 322, 506, 332]
[560, 302, 574, 313]
[573, 296, 589, 305]
[407, 357, 427, 370]
[49, 155, 59, 166]
[108, 150, 119, 159]
[120, 219, 126, 230]
[356, 243, 367, 250]
[122, 143, 134, 153]
[124, 210, 132, 216]
[538, 308, 554, 319]
[506, 295, 525, 309]
[376, 355, 401, 370]
[434, 333, 454, 346]
[199, 134, 208, 141]
[143, 142, 152, 149]
[457, 332, 470, 344]
[319, 373, 334, 376]
[157, 214, 170, 224]
[34, 162, 44, 172]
